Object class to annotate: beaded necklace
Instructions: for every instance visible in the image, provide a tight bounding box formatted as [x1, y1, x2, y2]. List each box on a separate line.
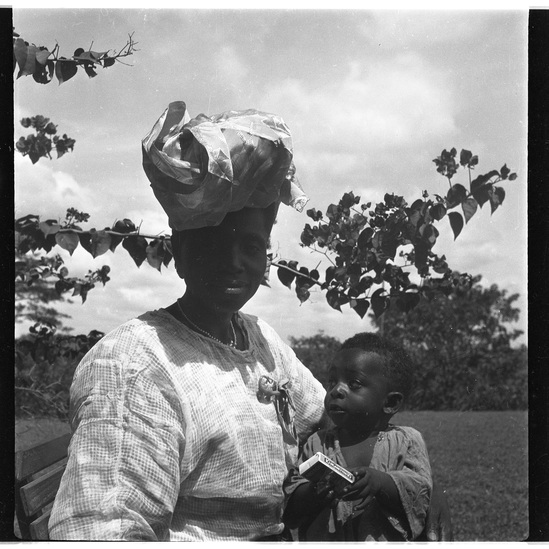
[177, 300, 237, 348]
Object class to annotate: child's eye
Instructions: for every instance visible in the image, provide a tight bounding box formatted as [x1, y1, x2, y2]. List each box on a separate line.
[349, 380, 363, 390]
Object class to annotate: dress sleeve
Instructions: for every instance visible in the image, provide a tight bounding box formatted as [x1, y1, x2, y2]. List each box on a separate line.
[383, 427, 433, 540]
[48, 342, 186, 540]
[283, 351, 326, 445]
[283, 432, 323, 499]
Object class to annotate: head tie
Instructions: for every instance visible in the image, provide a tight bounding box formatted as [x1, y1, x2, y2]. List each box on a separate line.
[142, 101, 308, 230]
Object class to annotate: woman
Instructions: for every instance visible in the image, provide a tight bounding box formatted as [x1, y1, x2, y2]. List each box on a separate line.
[48, 102, 451, 541]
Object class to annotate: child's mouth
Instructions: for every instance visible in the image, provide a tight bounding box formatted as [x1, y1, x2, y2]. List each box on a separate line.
[328, 404, 346, 413]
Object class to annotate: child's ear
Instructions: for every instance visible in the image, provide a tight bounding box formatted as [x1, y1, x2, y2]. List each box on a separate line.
[383, 392, 404, 415]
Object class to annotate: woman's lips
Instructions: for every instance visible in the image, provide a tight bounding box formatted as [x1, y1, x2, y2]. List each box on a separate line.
[210, 280, 248, 294]
[223, 287, 247, 295]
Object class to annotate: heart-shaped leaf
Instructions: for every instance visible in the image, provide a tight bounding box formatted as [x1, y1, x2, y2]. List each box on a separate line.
[277, 261, 296, 289]
[448, 211, 464, 240]
[13, 38, 28, 74]
[429, 203, 447, 221]
[55, 231, 79, 255]
[55, 59, 78, 85]
[295, 281, 311, 303]
[90, 230, 112, 257]
[461, 197, 478, 223]
[371, 288, 389, 318]
[490, 186, 506, 214]
[326, 289, 342, 312]
[123, 235, 148, 267]
[471, 184, 491, 208]
[161, 239, 173, 267]
[146, 239, 164, 271]
[351, 298, 370, 319]
[446, 183, 467, 209]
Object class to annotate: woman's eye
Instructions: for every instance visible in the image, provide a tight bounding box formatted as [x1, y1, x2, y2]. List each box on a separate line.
[243, 241, 264, 254]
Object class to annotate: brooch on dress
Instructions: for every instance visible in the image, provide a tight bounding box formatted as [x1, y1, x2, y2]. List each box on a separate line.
[257, 375, 281, 403]
[257, 375, 297, 445]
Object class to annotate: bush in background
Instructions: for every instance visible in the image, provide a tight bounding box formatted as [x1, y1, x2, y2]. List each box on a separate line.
[15, 323, 104, 419]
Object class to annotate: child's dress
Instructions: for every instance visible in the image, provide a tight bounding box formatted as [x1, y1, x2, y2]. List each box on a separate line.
[284, 424, 432, 541]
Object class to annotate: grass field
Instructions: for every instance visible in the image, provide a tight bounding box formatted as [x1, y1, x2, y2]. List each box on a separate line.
[396, 410, 528, 541]
[15, 410, 528, 541]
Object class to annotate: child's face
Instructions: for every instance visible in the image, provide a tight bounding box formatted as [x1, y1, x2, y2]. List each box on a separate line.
[324, 348, 390, 434]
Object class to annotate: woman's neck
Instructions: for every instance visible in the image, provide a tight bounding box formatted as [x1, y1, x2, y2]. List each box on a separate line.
[177, 294, 235, 343]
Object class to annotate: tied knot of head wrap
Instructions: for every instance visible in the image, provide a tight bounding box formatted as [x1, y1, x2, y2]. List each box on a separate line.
[142, 101, 309, 231]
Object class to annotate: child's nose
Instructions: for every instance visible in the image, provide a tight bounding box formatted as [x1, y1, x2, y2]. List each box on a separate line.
[330, 382, 346, 398]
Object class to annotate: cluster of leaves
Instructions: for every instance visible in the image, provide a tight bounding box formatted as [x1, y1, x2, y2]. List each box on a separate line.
[15, 323, 104, 418]
[14, 146, 516, 317]
[13, 28, 137, 85]
[276, 149, 517, 318]
[15, 208, 173, 302]
[16, 115, 75, 164]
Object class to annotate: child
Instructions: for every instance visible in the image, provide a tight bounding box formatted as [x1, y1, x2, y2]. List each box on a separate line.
[283, 332, 432, 541]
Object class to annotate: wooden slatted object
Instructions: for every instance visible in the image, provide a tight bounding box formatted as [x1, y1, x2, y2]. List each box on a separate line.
[15, 433, 71, 540]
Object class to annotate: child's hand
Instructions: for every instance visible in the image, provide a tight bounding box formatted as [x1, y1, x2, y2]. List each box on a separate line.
[340, 467, 386, 511]
[312, 472, 342, 508]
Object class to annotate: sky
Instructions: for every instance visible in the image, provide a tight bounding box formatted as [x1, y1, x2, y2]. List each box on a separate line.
[14, 7, 528, 346]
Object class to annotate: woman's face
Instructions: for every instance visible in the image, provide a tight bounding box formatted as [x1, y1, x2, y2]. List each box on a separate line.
[175, 207, 273, 314]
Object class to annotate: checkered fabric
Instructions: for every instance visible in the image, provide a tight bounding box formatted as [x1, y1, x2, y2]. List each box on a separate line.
[48, 310, 325, 541]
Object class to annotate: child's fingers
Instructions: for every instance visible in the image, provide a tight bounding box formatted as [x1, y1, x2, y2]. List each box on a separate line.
[341, 482, 372, 502]
[351, 468, 367, 480]
[341, 476, 368, 498]
[353, 494, 374, 511]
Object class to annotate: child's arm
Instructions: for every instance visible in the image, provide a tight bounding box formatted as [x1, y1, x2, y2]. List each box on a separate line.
[340, 467, 405, 518]
[283, 475, 338, 529]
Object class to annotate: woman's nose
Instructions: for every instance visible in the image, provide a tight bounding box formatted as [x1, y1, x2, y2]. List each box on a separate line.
[221, 242, 244, 272]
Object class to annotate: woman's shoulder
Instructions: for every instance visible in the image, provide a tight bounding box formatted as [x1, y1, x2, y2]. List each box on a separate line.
[93, 309, 168, 343]
[79, 309, 181, 366]
[238, 312, 290, 350]
[238, 311, 275, 335]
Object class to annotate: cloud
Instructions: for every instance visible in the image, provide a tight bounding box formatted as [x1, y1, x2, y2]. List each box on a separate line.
[214, 45, 250, 84]
[15, 159, 95, 219]
[262, 53, 456, 159]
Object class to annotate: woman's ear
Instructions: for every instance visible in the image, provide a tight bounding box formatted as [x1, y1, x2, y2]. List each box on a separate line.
[171, 233, 186, 280]
[383, 392, 404, 415]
